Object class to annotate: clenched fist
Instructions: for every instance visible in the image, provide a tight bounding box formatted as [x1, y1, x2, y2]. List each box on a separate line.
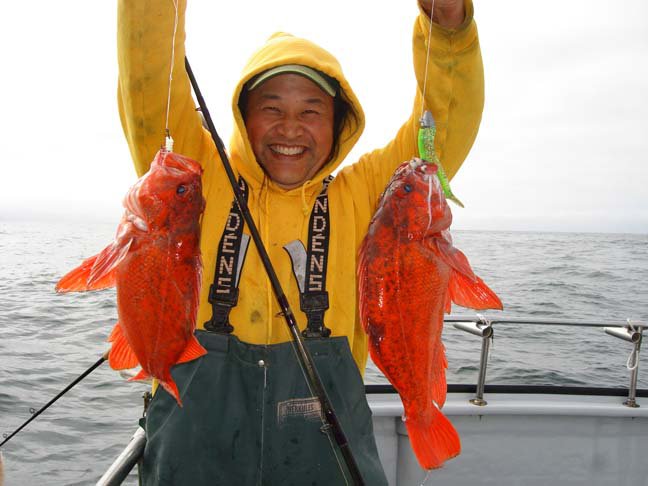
[419, 0, 465, 29]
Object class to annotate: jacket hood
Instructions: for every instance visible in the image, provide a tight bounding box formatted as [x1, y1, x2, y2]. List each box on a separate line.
[229, 32, 365, 193]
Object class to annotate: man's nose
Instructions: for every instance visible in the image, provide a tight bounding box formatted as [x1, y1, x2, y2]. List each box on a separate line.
[276, 116, 304, 138]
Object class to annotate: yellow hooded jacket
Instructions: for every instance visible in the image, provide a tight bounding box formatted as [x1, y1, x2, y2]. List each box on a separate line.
[117, 0, 484, 372]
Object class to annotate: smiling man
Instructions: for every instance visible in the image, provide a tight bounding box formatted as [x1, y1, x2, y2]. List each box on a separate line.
[117, 0, 483, 484]
[243, 68, 337, 189]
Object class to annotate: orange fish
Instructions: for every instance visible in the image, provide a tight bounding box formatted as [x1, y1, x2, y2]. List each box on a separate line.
[358, 159, 503, 469]
[56, 150, 207, 406]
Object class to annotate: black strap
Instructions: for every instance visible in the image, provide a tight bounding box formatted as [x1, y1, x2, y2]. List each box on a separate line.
[204, 177, 249, 333]
[301, 175, 333, 338]
[206, 175, 333, 337]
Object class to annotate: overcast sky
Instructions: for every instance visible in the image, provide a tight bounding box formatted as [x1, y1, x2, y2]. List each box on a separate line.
[1, 1, 646, 233]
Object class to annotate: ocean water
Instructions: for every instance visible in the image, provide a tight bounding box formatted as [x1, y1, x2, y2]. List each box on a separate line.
[0, 221, 646, 484]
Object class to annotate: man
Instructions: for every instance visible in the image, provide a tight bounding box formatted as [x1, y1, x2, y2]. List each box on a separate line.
[118, 0, 483, 483]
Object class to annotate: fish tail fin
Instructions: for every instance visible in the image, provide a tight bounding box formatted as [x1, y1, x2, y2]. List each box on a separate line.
[176, 335, 208, 365]
[107, 323, 140, 370]
[449, 269, 503, 311]
[158, 378, 183, 407]
[127, 368, 151, 382]
[406, 407, 460, 470]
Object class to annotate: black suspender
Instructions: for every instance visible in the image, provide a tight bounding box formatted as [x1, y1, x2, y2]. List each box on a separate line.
[284, 176, 333, 338]
[205, 176, 333, 338]
[204, 177, 250, 333]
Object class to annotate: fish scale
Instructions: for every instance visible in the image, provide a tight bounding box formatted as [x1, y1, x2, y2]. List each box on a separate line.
[358, 158, 503, 470]
[56, 150, 208, 407]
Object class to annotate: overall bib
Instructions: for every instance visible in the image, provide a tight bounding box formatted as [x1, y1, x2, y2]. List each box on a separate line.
[140, 177, 388, 485]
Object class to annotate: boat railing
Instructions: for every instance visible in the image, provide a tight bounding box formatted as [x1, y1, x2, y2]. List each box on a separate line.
[446, 315, 646, 408]
[96, 315, 646, 485]
[96, 426, 145, 486]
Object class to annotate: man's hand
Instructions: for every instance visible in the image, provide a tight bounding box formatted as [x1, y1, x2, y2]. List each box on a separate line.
[419, 0, 465, 29]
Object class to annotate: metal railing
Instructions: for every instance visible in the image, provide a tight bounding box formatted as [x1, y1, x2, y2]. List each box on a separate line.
[448, 315, 646, 407]
[96, 315, 646, 485]
[96, 427, 145, 486]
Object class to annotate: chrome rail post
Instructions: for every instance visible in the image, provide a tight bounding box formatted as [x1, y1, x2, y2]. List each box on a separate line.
[96, 427, 146, 486]
[603, 323, 643, 408]
[453, 316, 493, 406]
[625, 326, 642, 408]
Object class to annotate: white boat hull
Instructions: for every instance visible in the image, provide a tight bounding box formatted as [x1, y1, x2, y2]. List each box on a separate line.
[369, 391, 648, 486]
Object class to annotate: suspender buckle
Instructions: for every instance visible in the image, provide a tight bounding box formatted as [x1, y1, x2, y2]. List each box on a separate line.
[204, 286, 238, 334]
[300, 291, 331, 338]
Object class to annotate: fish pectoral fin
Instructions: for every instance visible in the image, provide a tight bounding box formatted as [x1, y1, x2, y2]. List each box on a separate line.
[433, 238, 477, 281]
[55, 238, 132, 293]
[176, 335, 208, 365]
[107, 322, 140, 370]
[55, 253, 108, 292]
[448, 269, 503, 311]
[87, 238, 133, 289]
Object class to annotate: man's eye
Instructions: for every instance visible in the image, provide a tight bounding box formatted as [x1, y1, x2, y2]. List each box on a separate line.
[303, 109, 319, 115]
[263, 106, 280, 113]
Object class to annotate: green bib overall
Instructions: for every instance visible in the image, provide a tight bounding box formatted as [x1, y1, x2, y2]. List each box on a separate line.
[140, 331, 388, 485]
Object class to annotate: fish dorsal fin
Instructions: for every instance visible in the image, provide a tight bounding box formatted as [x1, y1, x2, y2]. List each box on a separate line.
[107, 322, 140, 370]
[430, 344, 448, 408]
[176, 335, 208, 365]
[444, 288, 452, 314]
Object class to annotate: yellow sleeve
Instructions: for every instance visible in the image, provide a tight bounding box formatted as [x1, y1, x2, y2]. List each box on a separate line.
[340, 0, 484, 225]
[117, 0, 217, 180]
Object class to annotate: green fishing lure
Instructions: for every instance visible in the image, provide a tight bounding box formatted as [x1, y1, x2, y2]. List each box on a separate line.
[417, 111, 464, 208]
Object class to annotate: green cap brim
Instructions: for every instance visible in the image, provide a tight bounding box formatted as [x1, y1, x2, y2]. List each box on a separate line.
[247, 64, 337, 97]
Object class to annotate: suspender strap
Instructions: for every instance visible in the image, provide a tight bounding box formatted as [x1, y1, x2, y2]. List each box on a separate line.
[285, 176, 333, 339]
[302, 175, 333, 337]
[204, 177, 250, 333]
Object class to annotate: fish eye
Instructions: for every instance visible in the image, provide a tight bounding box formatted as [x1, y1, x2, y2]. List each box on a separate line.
[403, 184, 412, 193]
[176, 184, 187, 195]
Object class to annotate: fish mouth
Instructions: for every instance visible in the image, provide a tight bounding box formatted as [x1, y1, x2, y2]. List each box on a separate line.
[123, 179, 149, 232]
[409, 159, 442, 237]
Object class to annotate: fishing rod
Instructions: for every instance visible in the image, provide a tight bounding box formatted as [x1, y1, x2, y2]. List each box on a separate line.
[184, 57, 365, 486]
[0, 352, 108, 449]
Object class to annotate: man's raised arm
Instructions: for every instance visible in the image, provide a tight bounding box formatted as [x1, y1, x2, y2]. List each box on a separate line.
[117, 0, 211, 177]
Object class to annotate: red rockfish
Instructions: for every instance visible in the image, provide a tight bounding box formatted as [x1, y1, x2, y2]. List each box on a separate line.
[56, 150, 207, 406]
[358, 159, 503, 469]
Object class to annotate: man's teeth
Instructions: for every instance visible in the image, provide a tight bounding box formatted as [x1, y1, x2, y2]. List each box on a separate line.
[271, 145, 305, 156]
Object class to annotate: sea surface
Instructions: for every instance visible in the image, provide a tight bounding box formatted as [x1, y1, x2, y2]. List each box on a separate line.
[1, 221, 647, 485]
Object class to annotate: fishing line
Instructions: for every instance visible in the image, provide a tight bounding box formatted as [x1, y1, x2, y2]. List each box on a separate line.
[0, 353, 108, 448]
[420, 0, 436, 118]
[164, 0, 180, 152]
[419, 469, 432, 486]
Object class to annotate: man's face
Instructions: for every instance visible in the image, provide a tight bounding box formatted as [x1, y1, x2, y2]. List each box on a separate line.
[244, 73, 335, 189]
